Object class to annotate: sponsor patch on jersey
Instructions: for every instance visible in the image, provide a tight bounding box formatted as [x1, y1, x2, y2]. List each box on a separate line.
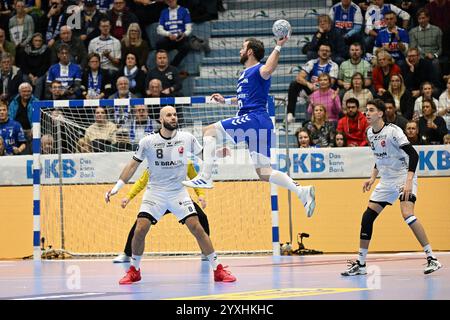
[381, 140, 386, 147]
[178, 146, 184, 154]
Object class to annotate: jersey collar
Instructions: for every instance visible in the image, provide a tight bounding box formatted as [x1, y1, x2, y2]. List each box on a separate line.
[158, 129, 177, 140]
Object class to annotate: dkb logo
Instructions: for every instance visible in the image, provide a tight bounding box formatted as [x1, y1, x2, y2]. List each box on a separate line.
[277, 153, 326, 173]
[27, 159, 77, 179]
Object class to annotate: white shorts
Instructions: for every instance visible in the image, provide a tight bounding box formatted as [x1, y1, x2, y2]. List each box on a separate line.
[139, 188, 197, 223]
[370, 177, 418, 205]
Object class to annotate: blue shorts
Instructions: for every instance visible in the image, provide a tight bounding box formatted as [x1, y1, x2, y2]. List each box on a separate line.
[217, 111, 274, 167]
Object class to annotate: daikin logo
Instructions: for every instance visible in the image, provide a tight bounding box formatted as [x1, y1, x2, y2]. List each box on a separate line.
[27, 159, 77, 179]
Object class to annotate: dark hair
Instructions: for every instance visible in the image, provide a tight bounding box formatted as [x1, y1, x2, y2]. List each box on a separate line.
[421, 98, 437, 112]
[417, 8, 430, 18]
[87, 52, 101, 62]
[334, 131, 347, 147]
[367, 99, 386, 115]
[57, 43, 70, 53]
[295, 128, 312, 148]
[350, 42, 363, 50]
[156, 49, 168, 56]
[245, 38, 265, 62]
[99, 18, 111, 25]
[384, 10, 396, 17]
[346, 97, 360, 108]
[383, 98, 396, 109]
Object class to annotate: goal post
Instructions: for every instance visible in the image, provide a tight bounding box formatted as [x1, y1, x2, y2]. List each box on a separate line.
[32, 96, 280, 259]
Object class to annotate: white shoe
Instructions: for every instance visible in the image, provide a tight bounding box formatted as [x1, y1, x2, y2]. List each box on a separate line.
[341, 260, 367, 276]
[201, 254, 208, 261]
[424, 257, 442, 274]
[297, 185, 316, 217]
[287, 113, 295, 123]
[113, 253, 131, 263]
[182, 173, 213, 189]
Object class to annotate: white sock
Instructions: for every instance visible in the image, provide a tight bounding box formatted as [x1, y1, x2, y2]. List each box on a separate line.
[423, 244, 434, 258]
[358, 248, 368, 265]
[131, 255, 142, 270]
[206, 252, 219, 270]
[201, 136, 216, 180]
[268, 170, 301, 194]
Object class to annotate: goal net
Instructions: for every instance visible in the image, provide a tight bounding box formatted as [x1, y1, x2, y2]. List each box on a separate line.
[37, 97, 274, 257]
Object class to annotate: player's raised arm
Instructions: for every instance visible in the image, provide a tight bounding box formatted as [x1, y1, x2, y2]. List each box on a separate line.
[260, 36, 289, 80]
[210, 93, 237, 105]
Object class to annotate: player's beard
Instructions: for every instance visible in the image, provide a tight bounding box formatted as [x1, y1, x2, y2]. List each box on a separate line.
[240, 52, 248, 65]
[162, 120, 178, 131]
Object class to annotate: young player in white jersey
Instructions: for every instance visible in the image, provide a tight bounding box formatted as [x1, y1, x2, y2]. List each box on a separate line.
[183, 35, 316, 218]
[105, 106, 236, 284]
[342, 99, 442, 276]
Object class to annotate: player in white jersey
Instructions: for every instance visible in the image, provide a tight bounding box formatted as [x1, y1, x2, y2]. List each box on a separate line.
[342, 99, 442, 276]
[105, 106, 236, 284]
[182, 35, 316, 218]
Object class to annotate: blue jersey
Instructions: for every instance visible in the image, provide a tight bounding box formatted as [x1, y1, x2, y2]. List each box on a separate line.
[329, 2, 363, 32]
[0, 118, 26, 155]
[236, 63, 270, 115]
[96, 0, 113, 12]
[365, 3, 410, 34]
[375, 27, 409, 60]
[46, 63, 82, 90]
[159, 5, 191, 35]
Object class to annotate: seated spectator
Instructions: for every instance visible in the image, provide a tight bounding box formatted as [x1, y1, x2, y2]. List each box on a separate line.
[76, 137, 92, 153]
[287, 44, 338, 123]
[124, 104, 154, 144]
[0, 28, 16, 61]
[372, 49, 401, 97]
[426, 0, 450, 61]
[45, 0, 65, 48]
[342, 72, 373, 113]
[48, 80, 66, 100]
[41, 134, 54, 154]
[116, 52, 146, 97]
[88, 18, 122, 77]
[438, 76, 450, 130]
[308, 73, 341, 124]
[413, 82, 440, 120]
[45, 44, 82, 99]
[403, 47, 440, 98]
[80, 0, 104, 46]
[295, 128, 314, 148]
[337, 97, 369, 146]
[85, 106, 117, 147]
[0, 52, 25, 102]
[305, 14, 346, 65]
[338, 42, 372, 94]
[444, 133, 450, 145]
[16, 33, 51, 99]
[8, 0, 34, 48]
[112, 128, 133, 151]
[145, 49, 183, 97]
[0, 135, 5, 156]
[329, 0, 363, 45]
[405, 120, 424, 145]
[333, 131, 347, 147]
[387, 73, 414, 120]
[303, 104, 336, 147]
[383, 98, 408, 130]
[373, 11, 409, 68]
[364, 0, 410, 53]
[81, 52, 113, 99]
[8, 82, 38, 141]
[145, 78, 170, 98]
[409, 8, 444, 77]
[108, 76, 137, 127]
[418, 98, 447, 144]
[156, 0, 192, 67]
[121, 23, 150, 71]
[51, 26, 88, 69]
[106, 0, 139, 41]
[0, 100, 26, 155]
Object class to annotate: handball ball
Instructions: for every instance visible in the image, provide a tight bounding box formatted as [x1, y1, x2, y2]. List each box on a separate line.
[272, 19, 292, 39]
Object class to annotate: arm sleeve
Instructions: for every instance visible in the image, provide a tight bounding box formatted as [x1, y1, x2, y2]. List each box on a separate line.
[400, 143, 419, 173]
[187, 162, 205, 197]
[126, 170, 149, 200]
[157, 24, 171, 37]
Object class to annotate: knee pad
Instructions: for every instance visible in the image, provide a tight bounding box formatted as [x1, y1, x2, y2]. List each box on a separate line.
[360, 208, 379, 240]
[404, 215, 417, 226]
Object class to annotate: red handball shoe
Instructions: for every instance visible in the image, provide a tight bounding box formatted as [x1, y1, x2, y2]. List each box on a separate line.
[119, 266, 142, 285]
[214, 264, 236, 282]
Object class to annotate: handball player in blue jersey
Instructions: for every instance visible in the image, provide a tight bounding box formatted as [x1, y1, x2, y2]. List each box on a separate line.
[183, 36, 316, 217]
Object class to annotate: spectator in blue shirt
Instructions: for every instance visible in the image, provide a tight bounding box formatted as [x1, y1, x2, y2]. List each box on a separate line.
[329, 0, 363, 45]
[156, 0, 192, 67]
[374, 11, 409, 68]
[0, 100, 26, 155]
[46, 44, 82, 99]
